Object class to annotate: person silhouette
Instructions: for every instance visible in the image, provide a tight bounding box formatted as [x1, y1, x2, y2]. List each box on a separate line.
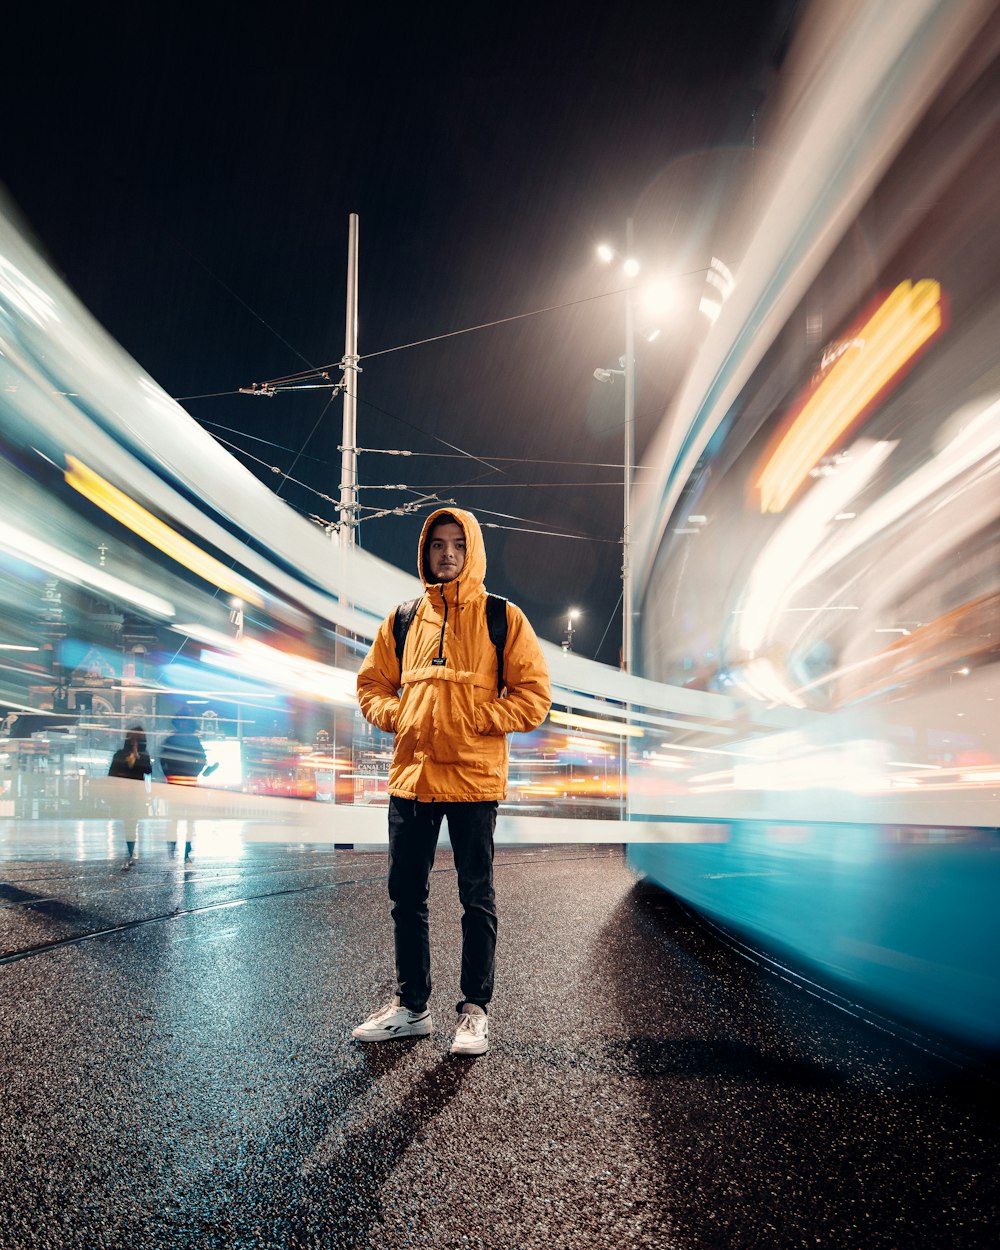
[159, 709, 218, 861]
[107, 725, 152, 865]
[159, 713, 209, 783]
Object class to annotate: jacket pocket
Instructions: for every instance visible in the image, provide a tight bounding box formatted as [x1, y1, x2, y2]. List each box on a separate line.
[394, 685, 421, 760]
[473, 685, 500, 736]
[430, 678, 479, 764]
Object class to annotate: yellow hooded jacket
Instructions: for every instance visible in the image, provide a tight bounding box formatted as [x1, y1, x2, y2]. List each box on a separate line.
[357, 507, 552, 802]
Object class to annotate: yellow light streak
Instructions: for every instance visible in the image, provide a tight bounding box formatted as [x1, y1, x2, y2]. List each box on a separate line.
[757, 280, 942, 513]
[548, 708, 643, 738]
[562, 736, 609, 752]
[64, 455, 264, 606]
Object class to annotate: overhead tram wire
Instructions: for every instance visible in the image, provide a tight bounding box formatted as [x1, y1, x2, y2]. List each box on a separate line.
[200, 406, 647, 549]
[207, 435, 646, 549]
[174, 262, 681, 503]
[209, 433, 633, 517]
[190, 396, 506, 479]
[593, 590, 624, 662]
[182, 282, 678, 480]
[183, 241, 321, 373]
[208, 432, 340, 507]
[340, 388, 506, 475]
[200, 432, 615, 544]
[482, 523, 614, 542]
[485, 502, 615, 544]
[356, 494, 459, 526]
[353, 448, 659, 470]
[172, 243, 325, 401]
[176, 277, 671, 529]
[177, 271, 690, 500]
[354, 500, 607, 545]
[167, 252, 506, 531]
[396, 481, 653, 490]
[251, 283, 645, 390]
[197, 422, 657, 474]
[175, 388, 246, 401]
[234, 378, 511, 476]
[357, 488, 615, 544]
[197, 422, 332, 463]
[272, 392, 339, 501]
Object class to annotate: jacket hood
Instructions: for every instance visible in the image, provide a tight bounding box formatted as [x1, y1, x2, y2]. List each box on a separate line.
[418, 507, 487, 600]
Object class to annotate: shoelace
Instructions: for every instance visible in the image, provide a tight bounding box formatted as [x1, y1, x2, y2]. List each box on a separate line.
[456, 1012, 485, 1035]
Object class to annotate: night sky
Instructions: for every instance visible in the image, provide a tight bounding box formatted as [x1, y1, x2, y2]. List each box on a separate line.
[5, 2, 795, 663]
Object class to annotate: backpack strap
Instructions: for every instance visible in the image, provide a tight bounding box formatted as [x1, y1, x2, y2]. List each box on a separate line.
[485, 593, 509, 696]
[392, 598, 422, 672]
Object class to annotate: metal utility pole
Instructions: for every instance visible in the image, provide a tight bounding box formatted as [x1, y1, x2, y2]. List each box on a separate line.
[339, 213, 360, 548]
[622, 216, 635, 672]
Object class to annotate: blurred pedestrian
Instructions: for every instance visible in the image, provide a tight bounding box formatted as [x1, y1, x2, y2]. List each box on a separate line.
[108, 725, 151, 865]
[353, 508, 551, 1055]
[159, 711, 209, 784]
[160, 709, 217, 862]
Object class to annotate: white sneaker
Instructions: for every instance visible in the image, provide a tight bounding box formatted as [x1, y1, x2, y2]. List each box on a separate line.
[351, 997, 433, 1042]
[450, 1003, 489, 1055]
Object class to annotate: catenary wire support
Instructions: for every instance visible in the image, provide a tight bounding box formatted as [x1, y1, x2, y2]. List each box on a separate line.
[339, 213, 361, 548]
[359, 494, 457, 524]
[239, 374, 347, 397]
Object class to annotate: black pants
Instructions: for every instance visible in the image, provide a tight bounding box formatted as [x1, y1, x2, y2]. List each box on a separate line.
[387, 796, 498, 1013]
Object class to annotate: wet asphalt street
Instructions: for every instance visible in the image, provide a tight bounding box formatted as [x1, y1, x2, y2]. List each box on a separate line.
[1, 831, 998, 1250]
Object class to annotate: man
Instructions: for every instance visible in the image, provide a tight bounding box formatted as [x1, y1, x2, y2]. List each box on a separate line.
[159, 712, 208, 784]
[353, 507, 551, 1055]
[107, 725, 152, 865]
[159, 709, 218, 863]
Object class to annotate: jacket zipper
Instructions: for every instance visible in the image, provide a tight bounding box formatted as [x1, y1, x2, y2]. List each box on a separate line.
[436, 585, 448, 661]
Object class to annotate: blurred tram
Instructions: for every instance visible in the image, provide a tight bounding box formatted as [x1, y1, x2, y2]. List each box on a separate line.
[627, 0, 1000, 1053]
[0, 0, 998, 1058]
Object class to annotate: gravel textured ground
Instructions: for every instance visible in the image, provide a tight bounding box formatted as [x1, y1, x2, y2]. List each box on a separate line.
[1, 829, 997, 1249]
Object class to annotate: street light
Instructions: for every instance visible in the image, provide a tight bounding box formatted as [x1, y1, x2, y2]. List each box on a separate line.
[562, 608, 579, 652]
[595, 219, 639, 672]
[593, 236, 734, 672]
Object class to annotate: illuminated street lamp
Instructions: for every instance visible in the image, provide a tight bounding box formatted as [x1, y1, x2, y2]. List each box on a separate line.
[594, 236, 734, 671]
[594, 219, 640, 672]
[562, 608, 580, 653]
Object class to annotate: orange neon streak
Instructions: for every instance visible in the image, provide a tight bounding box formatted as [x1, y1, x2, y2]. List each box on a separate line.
[756, 280, 942, 513]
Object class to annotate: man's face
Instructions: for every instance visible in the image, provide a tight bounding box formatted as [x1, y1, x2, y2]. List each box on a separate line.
[427, 522, 466, 582]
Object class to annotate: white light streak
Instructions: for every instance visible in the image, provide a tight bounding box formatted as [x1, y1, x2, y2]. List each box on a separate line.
[0, 520, 175, 618]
